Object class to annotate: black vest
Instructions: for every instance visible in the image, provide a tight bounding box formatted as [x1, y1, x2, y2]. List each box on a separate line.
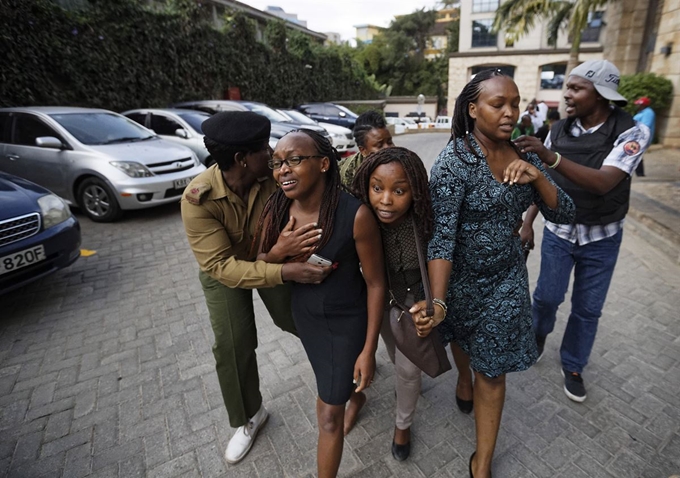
[548, 107, 635, 225]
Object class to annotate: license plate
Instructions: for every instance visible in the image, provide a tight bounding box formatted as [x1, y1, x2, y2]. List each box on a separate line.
[0, 245, 46, 276]
[173, 177, 194, 189]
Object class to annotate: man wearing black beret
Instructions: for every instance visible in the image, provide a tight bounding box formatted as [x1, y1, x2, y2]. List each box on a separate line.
[181, 111, 331, 464]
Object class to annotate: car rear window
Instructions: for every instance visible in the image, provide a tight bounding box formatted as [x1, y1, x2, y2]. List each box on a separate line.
[49, 113, 154, 145]
[0, 113, 9, 143]
[177, 112, 210, 134]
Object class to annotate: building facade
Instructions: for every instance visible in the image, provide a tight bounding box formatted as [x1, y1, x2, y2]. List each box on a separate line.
[425, 6, 461, 59]
[447, 0, 679, 146]
[354, 25, 385, 45]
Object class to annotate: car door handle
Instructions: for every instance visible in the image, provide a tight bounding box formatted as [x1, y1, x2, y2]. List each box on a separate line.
[7, 154, 20, 161]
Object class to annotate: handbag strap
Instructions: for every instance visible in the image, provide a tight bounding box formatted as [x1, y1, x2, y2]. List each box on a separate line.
[411, 218, 435, 317]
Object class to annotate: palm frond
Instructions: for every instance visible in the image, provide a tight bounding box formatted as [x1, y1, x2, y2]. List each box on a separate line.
[546, 2, 572, 46]
[492, 0, 553, 38]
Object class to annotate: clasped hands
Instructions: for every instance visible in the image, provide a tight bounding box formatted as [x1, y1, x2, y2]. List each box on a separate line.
[409, 300, 446, 338]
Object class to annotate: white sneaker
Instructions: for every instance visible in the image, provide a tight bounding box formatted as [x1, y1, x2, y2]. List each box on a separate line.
[225, 405, 269, 464]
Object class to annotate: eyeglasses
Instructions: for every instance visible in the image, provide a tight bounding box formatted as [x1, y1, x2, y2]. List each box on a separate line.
[267, 155, 324, 170]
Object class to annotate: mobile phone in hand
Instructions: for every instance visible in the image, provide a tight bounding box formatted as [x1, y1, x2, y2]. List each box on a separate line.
[307, 253, 332, 267]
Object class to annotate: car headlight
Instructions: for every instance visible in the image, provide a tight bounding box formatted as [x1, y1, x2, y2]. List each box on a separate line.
[38, 194, 71, 229]
[110, 161, 153, 177]
[330, 132, 344, 139]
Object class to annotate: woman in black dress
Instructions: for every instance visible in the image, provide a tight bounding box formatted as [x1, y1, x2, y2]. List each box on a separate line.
[257, 130, 385, 478]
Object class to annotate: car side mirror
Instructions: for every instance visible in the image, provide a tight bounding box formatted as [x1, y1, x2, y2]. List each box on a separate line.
[338, 112, 346, 118]
[175, 128, 189, 139]
[35, 136, 64, 149]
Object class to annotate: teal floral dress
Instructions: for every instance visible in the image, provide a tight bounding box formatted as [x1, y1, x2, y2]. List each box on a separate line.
[429, 136, 575, 377]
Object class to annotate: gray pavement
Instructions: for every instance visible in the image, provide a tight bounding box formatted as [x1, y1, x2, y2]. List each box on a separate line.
[1, 132, 679, 477]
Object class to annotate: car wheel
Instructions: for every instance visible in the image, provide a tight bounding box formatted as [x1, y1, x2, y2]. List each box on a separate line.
[77, 177, 122, 222]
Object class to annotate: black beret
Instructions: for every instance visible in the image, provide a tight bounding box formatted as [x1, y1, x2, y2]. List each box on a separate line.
[202, 111, 271, 147]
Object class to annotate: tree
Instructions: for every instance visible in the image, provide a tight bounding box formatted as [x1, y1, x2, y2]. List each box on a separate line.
[492, 0, 614, 109]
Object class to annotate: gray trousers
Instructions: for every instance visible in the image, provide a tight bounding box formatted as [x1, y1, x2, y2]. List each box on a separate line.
[380, 310, 422, 430]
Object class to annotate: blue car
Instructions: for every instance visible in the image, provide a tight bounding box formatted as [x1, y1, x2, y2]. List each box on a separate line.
[0, 172, 81, 295]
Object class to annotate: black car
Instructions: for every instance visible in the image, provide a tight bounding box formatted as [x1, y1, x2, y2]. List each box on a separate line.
[0, 172, 81, 295]
[296, 103, 358, 129]
[171, 100, 331, 142]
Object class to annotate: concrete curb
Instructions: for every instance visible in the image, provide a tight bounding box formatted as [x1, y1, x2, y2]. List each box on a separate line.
[626, 208, 680, 264]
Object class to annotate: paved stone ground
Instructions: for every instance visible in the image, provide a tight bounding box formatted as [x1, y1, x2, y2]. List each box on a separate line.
[1, 133, 679, 477]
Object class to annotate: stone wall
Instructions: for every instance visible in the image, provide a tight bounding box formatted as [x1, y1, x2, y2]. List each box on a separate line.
[446, 51, 602, 115]
[650, 0, 680, 147]
[603, 0, 653, 75]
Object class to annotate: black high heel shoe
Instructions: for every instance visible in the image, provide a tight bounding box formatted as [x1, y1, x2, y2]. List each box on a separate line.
[456, 380, 473, 414]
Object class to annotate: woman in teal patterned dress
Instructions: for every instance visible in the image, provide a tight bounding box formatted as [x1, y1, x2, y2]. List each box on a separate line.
[411, 70, 575, 477]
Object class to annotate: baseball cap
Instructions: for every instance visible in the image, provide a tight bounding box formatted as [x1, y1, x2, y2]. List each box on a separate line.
[634, 96, 651, 107]
[569, 60, 628, 106]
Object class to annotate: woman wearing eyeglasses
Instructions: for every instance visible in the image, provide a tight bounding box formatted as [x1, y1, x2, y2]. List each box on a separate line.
[256, 129, 386, 478]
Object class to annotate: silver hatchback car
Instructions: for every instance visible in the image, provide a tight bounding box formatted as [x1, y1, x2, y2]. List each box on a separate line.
[123, 108, 213, 166]
[0, 107, 205, 222]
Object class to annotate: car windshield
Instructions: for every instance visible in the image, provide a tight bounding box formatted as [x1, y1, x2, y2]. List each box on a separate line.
[336, 105, 358, 118]
[243, 104, 289, 122]
[177, 112, 210, 134]
[49, 113, 154, 145]
[280, 110, 317, 125]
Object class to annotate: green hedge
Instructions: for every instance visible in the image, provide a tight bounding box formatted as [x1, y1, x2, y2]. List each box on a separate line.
[619, 72, 673, 116]
[0, 0, 378, 111]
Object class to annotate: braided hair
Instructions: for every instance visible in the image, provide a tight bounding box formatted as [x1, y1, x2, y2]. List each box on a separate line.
[451, 68, 524, 161]
[351, 147, 434, 242]
[353, 110, 387, 149]
[257, 129, 343, 262]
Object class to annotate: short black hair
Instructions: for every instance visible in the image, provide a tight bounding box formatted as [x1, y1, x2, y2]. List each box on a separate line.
[204, 136, 267, 171]
[547, 110, 561, 121]
[353, 110, 387, 148]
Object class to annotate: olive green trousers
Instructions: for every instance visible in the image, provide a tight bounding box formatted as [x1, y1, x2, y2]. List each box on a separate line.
[199, 271, 297, 428]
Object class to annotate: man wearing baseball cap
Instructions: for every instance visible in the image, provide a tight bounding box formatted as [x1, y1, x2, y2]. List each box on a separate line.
[515, 60, 651, 402]
[181, 111, 331, 464]
[633, 96, 656, 176]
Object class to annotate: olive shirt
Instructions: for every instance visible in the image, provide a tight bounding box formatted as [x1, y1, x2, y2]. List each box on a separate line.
[181, 164, 283, 289]
[338, 151, 365, 187]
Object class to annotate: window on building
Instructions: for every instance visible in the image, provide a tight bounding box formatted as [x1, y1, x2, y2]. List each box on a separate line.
[540, 64, 567, 90]
[581, 11, 604, 42]
[471, 65, 515, 79]
[471, 20, 497, 48]
[472, 0, 499, 13]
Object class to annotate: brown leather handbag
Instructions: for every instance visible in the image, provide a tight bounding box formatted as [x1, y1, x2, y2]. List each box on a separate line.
[388, 220, 452, 378]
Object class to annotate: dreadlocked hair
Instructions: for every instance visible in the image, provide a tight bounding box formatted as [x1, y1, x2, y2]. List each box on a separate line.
[353, 110, 387, 148]
[351, 147, 434, 242]
[257, 129, 343, 263]
[451, 68, 524, 161]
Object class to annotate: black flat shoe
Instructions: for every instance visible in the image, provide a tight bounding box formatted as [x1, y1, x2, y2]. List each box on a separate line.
[469, 451, 491, 478]
[391, 439, 410, 461]
[456, 393, 473, 414]
[456, 379, 473, 414]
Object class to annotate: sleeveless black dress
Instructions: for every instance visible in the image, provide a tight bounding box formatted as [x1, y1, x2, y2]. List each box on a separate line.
[290, 192, 367, 405]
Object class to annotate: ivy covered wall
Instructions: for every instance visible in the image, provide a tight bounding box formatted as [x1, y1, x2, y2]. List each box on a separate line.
[0, 0, 378, 111]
